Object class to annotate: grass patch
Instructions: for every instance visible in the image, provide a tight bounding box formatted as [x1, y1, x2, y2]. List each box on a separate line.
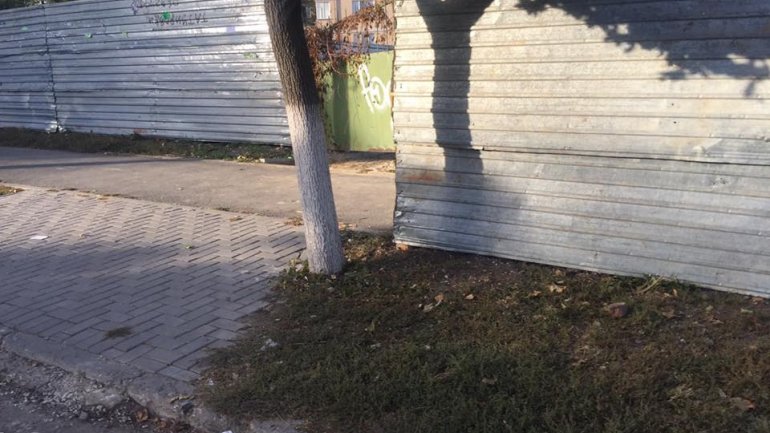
[0, 128, 292, 162]
[0, 127, 395, 172]
[204, 232, 770, 433]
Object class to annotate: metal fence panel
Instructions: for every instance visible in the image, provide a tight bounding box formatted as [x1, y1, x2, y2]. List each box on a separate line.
[393, 0, 770, 296]
[0, 0, 289, 144]
[0, 5, 57, 131]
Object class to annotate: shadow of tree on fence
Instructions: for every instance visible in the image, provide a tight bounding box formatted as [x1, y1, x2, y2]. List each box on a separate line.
[404, 0, 769, 251]
[517, 0, 770, 96]
[406, 0, 496, 248]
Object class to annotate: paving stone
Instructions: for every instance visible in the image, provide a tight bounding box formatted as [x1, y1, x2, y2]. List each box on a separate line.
[0, 188, 304, 384]
[100, 348, 127, 359]
[37, 320, 75, 338]
[148, 334, 188, 350]
[23, 316, 62, 335]
[112, 331, 156, 352]
[145, 347, 185, 364]
[175, 336, 217, 356]
[208, 328, 239, 341]
[158, 365, 198, 383]
[211, 308, 245, 321]
[88, 337, 120, 354]
[62, 317, 102, 336]
[115, 343, 154, 363]
[210, 318, 245, 332]
[132, 356, 168, 374]
[173, 352, 206, 370]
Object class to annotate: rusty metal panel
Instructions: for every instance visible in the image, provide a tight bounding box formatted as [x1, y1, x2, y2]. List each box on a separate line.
[1, 0, 289, 144]
[0, 5, 58, 131]
[393, 0, 770, 296]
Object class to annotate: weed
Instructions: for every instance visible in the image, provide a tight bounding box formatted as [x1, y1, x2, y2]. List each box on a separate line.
[0, 185, 22, 196]
[0, 128, 292, 162]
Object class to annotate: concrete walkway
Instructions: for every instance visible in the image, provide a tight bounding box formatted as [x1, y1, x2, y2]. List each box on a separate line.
[0, 187, 304, 379]
[0, 147, 395, 431]
[0, 187, 306, 430]
[0, 146, 395, 232]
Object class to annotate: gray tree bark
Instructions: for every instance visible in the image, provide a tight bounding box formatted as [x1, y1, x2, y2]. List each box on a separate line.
[264, 0, 345, 274]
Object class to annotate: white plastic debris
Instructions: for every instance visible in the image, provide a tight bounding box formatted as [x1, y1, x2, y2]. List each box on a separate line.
[29, 235, 48, 240]
[259, 338, 279, 351]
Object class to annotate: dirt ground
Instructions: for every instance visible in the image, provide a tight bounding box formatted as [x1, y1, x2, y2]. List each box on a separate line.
[0, 350, 198, 433]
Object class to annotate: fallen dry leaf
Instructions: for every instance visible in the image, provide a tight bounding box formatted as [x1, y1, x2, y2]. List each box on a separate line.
[528, 290, 542, 298]
[434, 293, 445, 305]
[365, 319, 376, 333]
[730, 397, 756, 412]
[660, 307, 677, 319]
[168, 394, 195, 404]
[668, 384, 694, 401]
[134, 407, 149, 422]
[706, 316, 724, 325]
[547, 283, 566, 294]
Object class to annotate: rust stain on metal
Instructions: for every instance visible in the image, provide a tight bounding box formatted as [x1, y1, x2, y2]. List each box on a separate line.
[401, 170, 445, 184]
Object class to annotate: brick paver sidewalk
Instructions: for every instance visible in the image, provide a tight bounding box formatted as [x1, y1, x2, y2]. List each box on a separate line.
[0, 188, 304, 383]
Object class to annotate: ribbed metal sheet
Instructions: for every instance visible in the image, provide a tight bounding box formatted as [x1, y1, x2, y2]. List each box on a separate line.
[0, 5, 58, 131]
[1, 0, 289, 144]
[393, 0, 770, 296]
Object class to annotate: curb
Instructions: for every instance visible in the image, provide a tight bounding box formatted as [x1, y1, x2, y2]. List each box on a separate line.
[0, 330, 301, 433]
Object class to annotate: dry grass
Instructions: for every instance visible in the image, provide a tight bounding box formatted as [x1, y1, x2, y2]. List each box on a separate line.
[0, 185, 22, 196]
[0, 128, 292, 162]
[203, 232, 770, 433]
[0, 127, 395, 173]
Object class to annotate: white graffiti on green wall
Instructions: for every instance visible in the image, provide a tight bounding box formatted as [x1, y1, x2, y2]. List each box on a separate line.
[357, 63, 391, 113]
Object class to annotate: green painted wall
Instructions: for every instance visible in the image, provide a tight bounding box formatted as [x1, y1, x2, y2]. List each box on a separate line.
[323, 51, 395, 152]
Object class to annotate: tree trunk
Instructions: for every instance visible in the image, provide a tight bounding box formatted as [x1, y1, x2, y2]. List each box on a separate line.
[264, 0, 345, 274]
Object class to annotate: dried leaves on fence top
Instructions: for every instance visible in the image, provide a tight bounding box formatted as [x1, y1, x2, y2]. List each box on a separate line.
[305, 1, 394, 90]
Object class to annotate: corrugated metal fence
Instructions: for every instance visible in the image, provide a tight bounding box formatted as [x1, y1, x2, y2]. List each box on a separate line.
[0, 4, 57, 131]
[0, 0, 289, 144]
[393, 0, 770, 296]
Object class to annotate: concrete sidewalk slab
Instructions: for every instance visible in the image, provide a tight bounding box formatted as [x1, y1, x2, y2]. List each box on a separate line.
[0, 146, 395, 232]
